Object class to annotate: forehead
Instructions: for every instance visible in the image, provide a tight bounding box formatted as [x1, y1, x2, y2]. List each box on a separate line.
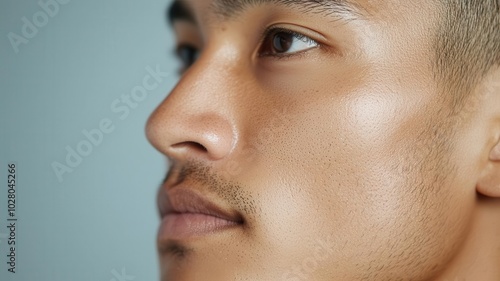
[208, 0, 364, 19]
[169, 0, 438, 25]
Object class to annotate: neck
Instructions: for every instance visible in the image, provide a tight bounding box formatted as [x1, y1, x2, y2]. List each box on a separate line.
[436, 195, 500, 281]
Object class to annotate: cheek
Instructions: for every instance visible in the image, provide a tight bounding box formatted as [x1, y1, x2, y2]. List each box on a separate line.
[245, 87, 475, 278]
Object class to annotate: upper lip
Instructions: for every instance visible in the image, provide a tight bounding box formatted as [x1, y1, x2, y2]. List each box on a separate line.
[159, 185, 244, 224]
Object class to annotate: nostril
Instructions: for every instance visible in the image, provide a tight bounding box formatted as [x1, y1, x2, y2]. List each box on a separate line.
[172, 141, 208, 153]
[151, 113, 235, 160]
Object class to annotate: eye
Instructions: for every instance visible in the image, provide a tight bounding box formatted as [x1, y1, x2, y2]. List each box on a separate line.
[175, 44, 200, 70]
[259, 28, 319, 57]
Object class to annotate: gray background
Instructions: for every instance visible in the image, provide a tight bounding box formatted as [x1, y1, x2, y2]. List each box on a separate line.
[0, 0, 177, 280]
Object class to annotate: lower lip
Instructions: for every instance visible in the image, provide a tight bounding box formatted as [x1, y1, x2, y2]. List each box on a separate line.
[158, 213, 240, 240]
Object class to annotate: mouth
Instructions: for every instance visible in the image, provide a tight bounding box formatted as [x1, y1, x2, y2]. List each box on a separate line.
[158, 187, 244, 241]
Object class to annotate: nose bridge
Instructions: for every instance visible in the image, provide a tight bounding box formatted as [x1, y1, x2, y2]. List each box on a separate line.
[146, 44, 241, 162]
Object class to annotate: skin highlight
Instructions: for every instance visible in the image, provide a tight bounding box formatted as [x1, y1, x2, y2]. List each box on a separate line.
[147, 0, 500, 280]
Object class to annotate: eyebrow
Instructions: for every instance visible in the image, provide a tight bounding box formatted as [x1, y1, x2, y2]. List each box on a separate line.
[167, 0, 361, 25]
[168, 0, 195, 25]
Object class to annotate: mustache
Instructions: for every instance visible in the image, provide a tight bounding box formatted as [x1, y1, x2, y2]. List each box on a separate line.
[162, 160, 258, 216]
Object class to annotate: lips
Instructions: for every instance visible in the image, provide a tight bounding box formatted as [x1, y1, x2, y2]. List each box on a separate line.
[158, 187, 244, 241]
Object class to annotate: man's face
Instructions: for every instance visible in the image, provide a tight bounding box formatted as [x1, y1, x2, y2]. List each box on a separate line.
[146, 0, 487, 280]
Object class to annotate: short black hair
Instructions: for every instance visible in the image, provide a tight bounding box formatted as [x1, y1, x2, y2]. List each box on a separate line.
[436, 0, 500, 106]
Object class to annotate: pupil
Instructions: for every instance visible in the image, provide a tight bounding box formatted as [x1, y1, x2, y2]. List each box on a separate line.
[273, 32, 293, 53]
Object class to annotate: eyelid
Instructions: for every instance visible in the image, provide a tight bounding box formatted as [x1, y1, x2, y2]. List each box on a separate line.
[260, 23, 328, 45]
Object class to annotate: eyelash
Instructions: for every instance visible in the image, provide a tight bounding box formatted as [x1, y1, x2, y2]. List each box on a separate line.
[259, 27, 320, 59]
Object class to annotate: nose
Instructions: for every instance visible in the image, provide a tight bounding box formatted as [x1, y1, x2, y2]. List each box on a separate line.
[146, 53, 238, 162]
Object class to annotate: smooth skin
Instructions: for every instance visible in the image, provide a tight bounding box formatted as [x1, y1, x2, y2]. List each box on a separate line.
[147, 0, 500, 280]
